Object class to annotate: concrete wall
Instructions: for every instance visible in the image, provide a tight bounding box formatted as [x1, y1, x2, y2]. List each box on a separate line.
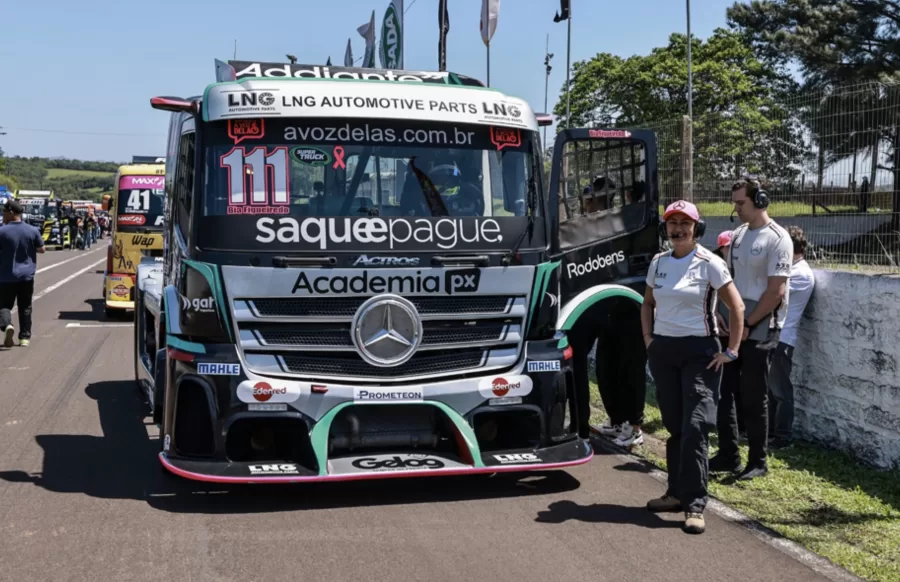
[698, 215, 893, 248]
[590, 269, 900, 471]
[790, 270, 900, 471]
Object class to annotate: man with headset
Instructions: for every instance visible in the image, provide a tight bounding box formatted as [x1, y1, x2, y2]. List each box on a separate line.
[710, 178, 793, 481]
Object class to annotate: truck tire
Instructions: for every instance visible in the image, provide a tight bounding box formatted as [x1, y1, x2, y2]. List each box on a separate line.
[152, 349, 167, 425]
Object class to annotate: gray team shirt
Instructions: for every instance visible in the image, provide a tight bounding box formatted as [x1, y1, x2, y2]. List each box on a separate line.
[721, 221, 794, 339]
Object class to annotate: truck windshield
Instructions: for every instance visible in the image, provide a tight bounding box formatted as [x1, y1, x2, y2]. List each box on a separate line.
[116, 175, 165, 230]
[19, 199, 46, 216]
[43, 202, 58, 219]
[198, 118, 543, 253]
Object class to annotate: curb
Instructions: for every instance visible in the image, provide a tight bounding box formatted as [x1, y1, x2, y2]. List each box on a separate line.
[588, 424, 864, 582]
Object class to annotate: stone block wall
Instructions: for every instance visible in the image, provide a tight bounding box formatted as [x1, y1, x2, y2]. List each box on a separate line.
[588, 269, 900, 470]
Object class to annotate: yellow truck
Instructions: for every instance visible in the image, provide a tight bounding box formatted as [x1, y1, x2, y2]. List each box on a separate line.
[14, 190, 70, 249]
[103, 163, 165, 316]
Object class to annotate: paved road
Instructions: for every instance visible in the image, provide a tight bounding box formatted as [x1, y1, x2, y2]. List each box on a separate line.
[0, 246, 851, 582]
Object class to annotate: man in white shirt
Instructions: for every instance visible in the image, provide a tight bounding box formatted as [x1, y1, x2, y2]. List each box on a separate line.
[711, 178, 794, 481]
[768, 226, 815, 448]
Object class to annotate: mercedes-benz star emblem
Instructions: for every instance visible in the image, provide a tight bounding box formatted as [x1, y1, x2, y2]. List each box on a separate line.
[351, 295, 422, 367]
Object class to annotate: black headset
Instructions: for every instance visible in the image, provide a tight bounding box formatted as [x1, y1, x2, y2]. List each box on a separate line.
[746, 177, 771, 209]
[658, 209, 706, 241]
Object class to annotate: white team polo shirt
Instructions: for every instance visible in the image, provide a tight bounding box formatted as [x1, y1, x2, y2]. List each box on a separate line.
[646, 244, 733, 338]
[726, 221, 794, 329]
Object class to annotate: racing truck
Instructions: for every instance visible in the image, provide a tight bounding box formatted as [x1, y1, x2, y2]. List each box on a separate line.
[15, 190, 69, 249]
[103, 163, 166, 316]
[136, 59, 659, 483]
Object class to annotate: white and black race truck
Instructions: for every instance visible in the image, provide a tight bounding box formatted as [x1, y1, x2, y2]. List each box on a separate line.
[136, 59, 659, 483]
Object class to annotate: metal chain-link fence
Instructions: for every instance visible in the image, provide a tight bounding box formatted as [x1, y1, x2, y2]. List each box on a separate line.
[628, 81, 900, 272]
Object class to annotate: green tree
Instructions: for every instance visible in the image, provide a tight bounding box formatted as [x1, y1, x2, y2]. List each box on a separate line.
[727, 0, 900, 86]
[554, 28, 807, 202]
[728, 1, 900, 225]
[0, 174, 21, 192]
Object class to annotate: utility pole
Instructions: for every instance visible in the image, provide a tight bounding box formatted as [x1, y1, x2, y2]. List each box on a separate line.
[543, 35, 553, 153]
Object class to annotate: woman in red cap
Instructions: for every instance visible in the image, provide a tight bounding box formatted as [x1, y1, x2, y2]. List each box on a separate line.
[640, 200, 745, 534]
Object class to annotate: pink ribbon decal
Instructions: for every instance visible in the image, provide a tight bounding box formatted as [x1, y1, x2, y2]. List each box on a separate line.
[333, 146, 346, 170]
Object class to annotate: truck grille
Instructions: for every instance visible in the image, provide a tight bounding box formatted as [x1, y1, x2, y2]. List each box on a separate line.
[230, 294, 528, 383]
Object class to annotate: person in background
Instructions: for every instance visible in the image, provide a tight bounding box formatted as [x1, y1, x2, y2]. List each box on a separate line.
[594, 304, 647, 448]
[711, 178, 794, 481]
[713, 229, 746, 435]
[83, 212, 94, 249]
[67, 211, 79, 250]
[0, 199, 46, 348]
[768, 226, 815, 448]
[714, 230, 733, 260]
[642, 201, 745, 535]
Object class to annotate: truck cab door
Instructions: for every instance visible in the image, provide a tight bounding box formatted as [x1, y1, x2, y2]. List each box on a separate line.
[547, 128, 660, 305]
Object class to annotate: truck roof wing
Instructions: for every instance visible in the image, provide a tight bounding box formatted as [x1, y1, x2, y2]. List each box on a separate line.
[218, 59, 487, 87]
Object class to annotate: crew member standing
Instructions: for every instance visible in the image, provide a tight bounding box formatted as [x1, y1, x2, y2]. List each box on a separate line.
[711, 179, 794, 480]
[0, 199, 46, 347]
[642, 201, 745, 535]
[768, 226, 815, 448]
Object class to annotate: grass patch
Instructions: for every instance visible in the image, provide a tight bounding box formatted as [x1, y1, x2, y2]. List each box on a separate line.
[46, 168, 115, 179]
[589, 380, 900, 582]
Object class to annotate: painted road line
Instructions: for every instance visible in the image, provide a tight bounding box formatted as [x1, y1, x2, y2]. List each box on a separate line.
[36, 246, 105, 275]
[65, 323, 132, 328]
[33, 258, 108, 302]
[10, 258, 108, 316]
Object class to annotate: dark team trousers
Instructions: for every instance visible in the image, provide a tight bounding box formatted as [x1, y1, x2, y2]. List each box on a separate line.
[0, 280, 35, 339]
[572, 307, 646, 438]
[647, 334, 722, 514]
[768, 342, 795, 440]
[595, 315, 646, 426]
[716, 339, 774, 467]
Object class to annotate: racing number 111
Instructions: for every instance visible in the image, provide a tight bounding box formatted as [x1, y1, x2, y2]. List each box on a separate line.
[220, 147, 290, 207]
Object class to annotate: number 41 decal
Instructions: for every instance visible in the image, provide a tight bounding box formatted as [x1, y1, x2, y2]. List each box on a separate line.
[220, 147, 290, 213]
[126, 189, 151, 211]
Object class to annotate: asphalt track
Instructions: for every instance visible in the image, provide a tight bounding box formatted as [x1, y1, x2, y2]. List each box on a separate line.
[0, 245, 858, 582]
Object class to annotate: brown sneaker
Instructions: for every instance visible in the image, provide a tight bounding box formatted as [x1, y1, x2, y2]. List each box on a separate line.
[3, 325, 14, 348]
[683, 512, 705, 534]
[646, 495, 682, 512]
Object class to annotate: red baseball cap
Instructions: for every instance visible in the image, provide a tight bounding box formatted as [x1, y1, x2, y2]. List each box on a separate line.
[717, 230, 734, 249]
[663, 200, 700, 222]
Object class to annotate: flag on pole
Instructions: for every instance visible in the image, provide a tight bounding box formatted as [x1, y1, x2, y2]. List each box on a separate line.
[379, 0, 404, 69]
[438, 0, 449, 71]
[344, 38, 353, 66]
[358, 10, 377, 68]
[480, 0, 500, 46]
[553, 0, 570, 22]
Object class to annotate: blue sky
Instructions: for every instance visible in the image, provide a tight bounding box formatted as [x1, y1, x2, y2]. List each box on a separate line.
[1, 0, 741, 161]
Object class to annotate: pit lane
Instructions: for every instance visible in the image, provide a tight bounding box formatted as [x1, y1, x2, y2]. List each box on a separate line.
[0, 252, 848, 581]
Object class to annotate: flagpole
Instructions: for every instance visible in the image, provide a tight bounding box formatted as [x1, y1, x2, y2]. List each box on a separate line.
[565, 9, 571, 128]
[544, 34, 553, 151]
[487, 44, 491, 87]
